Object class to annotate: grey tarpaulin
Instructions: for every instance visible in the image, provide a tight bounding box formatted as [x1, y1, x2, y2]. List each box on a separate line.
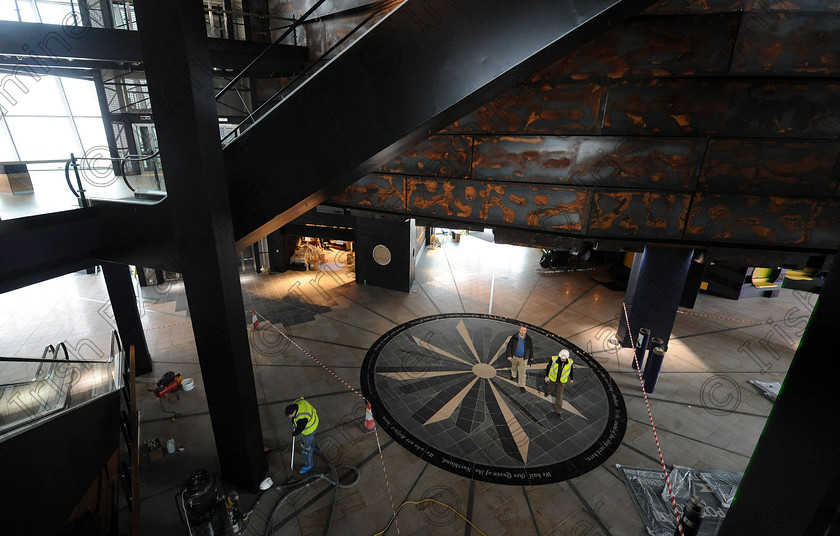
[617, 465, 743, 535]
[748, 380, 780, 402]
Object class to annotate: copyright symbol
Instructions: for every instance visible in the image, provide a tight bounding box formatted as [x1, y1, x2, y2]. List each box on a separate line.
[700, 376, 741, 416]
[249, 321, 292, 358]
[79, 145, 119, 188]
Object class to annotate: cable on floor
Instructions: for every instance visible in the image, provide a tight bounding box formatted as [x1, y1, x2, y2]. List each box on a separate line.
[372, 498, 488, 536]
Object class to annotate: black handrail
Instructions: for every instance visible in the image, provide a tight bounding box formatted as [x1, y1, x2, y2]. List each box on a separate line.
[2, 356, 112, 365]
[62, 151, 164, 197]
[214, 0, 330, 102]
[219, 0, 401, 145]
[110, 330, 122, 357]
[117, 151, 162, 192]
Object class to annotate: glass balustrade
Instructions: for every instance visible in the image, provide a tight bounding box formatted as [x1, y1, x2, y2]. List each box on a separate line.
[0, 338, 125, 442]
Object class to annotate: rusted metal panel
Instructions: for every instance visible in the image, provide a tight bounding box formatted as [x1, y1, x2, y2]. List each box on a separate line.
[405, 178, 591, 233]
[328, 174, 406, 211]
[685, 193, 818, 244]
[532, 13, 738, 81]
[645, 0, 840, 13]
[603, 79, 730, 135]
[588, 190, 690, 238]
[443, 82, 606, 135]
[472, 135, 703, 189]
[732, 13, 840, 75]
[643, 0, 746, 14]
[699, 139, 840, 196]
[376, 135, 472, 178]
[808, 199, 840, 249]
[745, 0, 840, 11]
[724, 81, 840, 138]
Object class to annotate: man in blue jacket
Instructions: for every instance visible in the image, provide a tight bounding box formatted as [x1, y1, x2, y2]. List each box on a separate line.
[506, 325, 533, 392]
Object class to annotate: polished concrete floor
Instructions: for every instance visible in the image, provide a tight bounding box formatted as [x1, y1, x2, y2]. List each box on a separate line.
[0, 232, 805, 535]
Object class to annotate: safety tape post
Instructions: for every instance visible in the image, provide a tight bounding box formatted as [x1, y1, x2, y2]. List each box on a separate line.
[253, 310, 401, 534]
[622, 303, 684, 536]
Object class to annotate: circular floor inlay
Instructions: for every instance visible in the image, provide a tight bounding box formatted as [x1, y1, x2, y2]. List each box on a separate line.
[360, 314, 627, 485]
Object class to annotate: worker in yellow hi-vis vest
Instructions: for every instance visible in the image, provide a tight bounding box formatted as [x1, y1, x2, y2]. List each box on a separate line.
[285, 397, 320, 474]
[544, 349, 574, 418]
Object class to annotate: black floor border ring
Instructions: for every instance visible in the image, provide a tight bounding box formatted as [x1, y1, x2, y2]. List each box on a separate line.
[360, 313, 627, 485]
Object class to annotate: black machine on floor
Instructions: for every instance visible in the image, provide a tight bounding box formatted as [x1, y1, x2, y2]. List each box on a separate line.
[179, 469, 247, 535]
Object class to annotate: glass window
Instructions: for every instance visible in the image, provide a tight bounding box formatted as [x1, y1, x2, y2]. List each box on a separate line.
[74, 117, 109, 154]
[36, 2, 74, 25]
[5, 116, 80, 160]
[15, 1, 40, 23]
[0, 2, 21, 21]
[2, 75, 67, 116]
[60, 78, 102, 117]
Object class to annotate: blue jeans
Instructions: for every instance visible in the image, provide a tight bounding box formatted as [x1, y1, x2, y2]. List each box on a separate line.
[302, 433, 316, 467]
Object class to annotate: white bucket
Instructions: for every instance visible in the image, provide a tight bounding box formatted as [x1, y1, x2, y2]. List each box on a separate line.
[182, 378, 195, 391]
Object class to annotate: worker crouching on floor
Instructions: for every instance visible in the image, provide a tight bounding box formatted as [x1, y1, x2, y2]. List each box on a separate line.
[544, 349, 574, 418]
[286, 397, 319, 474]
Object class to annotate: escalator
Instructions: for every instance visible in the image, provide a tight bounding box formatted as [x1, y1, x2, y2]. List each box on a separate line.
[0, 334, 125, 441]
[221, 0, 657, 247]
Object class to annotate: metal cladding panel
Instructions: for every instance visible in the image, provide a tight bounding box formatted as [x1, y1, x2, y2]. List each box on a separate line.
[732, 13, 840, 76]
[404, 178, 591, 233]
[699, 139, 840, 196]
[809, 199, 840, 249]
[685, 193, 819, 244]
[376, 135, 472, 178]
[329, 174, 406, 211]
[645, 0, 840, 12]
[532, 13, 738, 81]
[443, 82, 606, 135]
[472, 135, 703, 189]
[724, 82, 840, 138]
[588, 190, 690, 238]
[603, 79, 730, 135]
[643, 0, 746, 13]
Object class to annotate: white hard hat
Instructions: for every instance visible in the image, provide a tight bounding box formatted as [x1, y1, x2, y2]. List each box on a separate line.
[559, 349, 570, 358]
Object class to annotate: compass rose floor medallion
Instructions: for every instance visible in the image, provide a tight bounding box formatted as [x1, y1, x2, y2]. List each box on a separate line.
[360, 314, 627, 485]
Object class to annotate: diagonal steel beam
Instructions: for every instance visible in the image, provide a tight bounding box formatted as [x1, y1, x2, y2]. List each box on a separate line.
[224, 0, 657, 248]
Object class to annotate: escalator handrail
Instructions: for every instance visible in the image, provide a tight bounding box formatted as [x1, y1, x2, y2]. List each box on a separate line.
[35, 344, 56, 380]
[117, 150, 161, 193]
[220, 0, 401, 145]
[110, 330, 122, 358]
[64, 160, 81, 199]
[214, 0, 331, 102]
[2, 356, 113, 365]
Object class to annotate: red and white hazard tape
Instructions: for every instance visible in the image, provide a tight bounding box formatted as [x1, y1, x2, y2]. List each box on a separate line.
[253, 310, 401, 534]
[676, 309, 769, 325]
[622, 303, 684, 536]
[144, 320, 193, 331]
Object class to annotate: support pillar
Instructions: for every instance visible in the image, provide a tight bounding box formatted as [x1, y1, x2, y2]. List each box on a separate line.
[720, 251, 840, 535]
[101, 262, 151, 375]
[355, 217, 416, 293]
[617, 246, 693, 350]
[133, 0, 266, 490]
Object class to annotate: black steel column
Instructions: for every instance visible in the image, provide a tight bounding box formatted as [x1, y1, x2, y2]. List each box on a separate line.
[133, 0, 266, 489]
[101, 262, 152, 375]
[720, 251, 840, 535]
[617, 246, 693, 350]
